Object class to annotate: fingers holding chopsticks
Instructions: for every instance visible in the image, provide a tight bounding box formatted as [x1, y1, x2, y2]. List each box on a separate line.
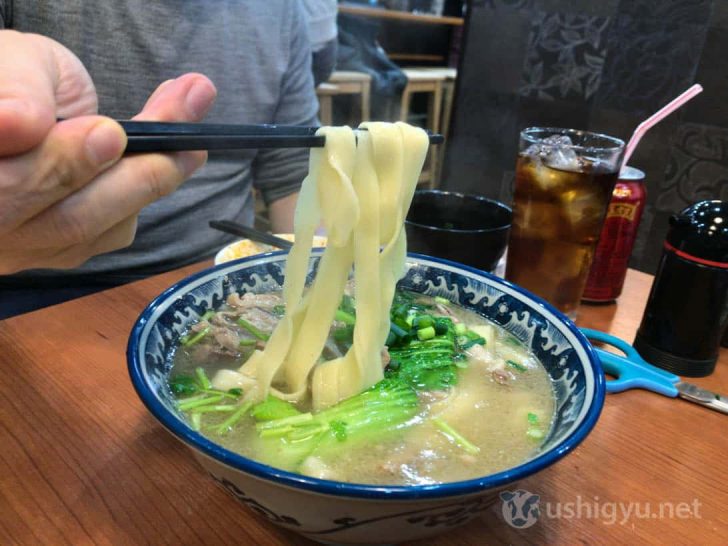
[0, 31, 96, 156]
[0, 58, 217, 273]
[29, 74, 219, 247]
[0, 116, 127, 228]
[3, 214, 140, 272]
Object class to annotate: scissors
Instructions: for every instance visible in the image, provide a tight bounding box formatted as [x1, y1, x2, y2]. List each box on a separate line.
[581, 328, 728, 415]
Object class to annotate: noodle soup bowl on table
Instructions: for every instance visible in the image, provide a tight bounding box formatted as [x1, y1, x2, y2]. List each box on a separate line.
[128, 251, 605, 544]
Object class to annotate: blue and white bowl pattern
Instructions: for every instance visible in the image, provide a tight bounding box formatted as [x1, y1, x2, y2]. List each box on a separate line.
[128, 251, 605, 544]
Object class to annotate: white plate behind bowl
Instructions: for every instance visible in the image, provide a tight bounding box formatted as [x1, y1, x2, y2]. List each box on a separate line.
[214, 234, 327, 265]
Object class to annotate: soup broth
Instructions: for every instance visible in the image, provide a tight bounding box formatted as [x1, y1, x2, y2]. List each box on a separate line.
[170, 291, 554, 485]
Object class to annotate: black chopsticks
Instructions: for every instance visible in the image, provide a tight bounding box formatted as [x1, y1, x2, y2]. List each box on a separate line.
[119, 121, 444, 153]
[209, 220, 294, 249]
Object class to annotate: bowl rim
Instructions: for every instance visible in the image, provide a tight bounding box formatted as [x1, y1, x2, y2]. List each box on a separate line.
[406, 190, 512, 234]
[127, 251, 605, 500]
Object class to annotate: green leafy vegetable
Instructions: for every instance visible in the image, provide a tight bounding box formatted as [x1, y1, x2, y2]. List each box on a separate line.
[237, 317, 270, 341]
[433, 318, 450, 336]
[333, 325, 355, 344]
[459, 337, 485, 350]
[195, 367, 213, 390]
[334, 309, 356, 326]
[200, 388, 239, 400]
[526, 412, 545, 441]
[169, 375, 199, 396]
[388, 344, 458, 390]
[386, 298, 460, 390]
[180, 326, 210, 347]
[216, 401, 254, 435]
[413, 314, 434, 329]
[506, 360, 527, 372]
[178, 394, 224, 412]
[251, 395, 302, 421]
[192, 404, 238, 414]
[339, 294, 357, 315]
[417, 326, 436, 341]
[433, 417, 480, 455]
[329, 420, 348, 441]
[179, 310, 215, 347]
[254, 379, 418, 469]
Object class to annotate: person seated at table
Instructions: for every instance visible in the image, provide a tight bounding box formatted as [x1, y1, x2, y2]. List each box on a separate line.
[0, 2, 319, 319]
[302, 0, 339, 86]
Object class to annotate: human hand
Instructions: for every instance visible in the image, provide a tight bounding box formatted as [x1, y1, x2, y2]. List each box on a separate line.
[0, 31, 217, 274]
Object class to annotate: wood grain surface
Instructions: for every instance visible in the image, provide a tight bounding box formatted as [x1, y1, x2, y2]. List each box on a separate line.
[338, 4, 465, 26]
[0, 265, 725, 546]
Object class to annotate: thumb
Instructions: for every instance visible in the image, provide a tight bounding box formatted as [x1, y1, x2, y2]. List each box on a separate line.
[0, 31, 96, 156]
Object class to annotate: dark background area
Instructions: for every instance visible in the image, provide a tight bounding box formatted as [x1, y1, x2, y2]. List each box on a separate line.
[442, 0, 728, 274]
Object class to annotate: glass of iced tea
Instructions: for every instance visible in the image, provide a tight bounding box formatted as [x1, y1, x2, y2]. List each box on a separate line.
[505, 127, 625, 319]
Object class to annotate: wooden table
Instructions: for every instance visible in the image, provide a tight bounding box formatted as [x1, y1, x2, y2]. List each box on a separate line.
[1, 266, 725, 545]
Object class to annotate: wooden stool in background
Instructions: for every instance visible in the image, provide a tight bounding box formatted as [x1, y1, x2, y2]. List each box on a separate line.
[315, 83, 338, 126]
[399, 68, 449, 188]
[315, 71, 371, 126]
[405, 67, 458, 186]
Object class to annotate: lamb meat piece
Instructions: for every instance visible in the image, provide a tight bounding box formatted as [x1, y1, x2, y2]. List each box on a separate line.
[210, 325, 240, 352]
[465, 343, 493, 367]
[213, 346, 240, 358]
[381, 347, 391, 368]
[190, 321, 209, 333]
[226, 292, 282, 311]
[435, 303, 461, 322]
[188, 313, 242, 354]
[323, 338, 344, 360]
[492, 368, 514, 385]
[191, 343, 237, 360]
[344, 279, 355, 297]
[211, 307, 274, 342]
[238, 306, 278, 332]
[191, 343, 215, 361]
[209, 312, 237, 328]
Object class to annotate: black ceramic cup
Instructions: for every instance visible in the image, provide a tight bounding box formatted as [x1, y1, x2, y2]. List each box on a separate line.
[405, 190, 512, 273]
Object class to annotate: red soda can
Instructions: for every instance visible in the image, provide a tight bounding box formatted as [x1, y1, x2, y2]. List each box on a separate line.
[582, 166, 646, 302]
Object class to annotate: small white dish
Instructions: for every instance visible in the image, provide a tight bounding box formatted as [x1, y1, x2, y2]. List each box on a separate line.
[214, 234, 327, 265]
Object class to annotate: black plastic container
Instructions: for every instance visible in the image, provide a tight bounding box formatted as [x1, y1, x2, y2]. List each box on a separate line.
[405, 190, 512, 273]
[633, 200, 728, 376]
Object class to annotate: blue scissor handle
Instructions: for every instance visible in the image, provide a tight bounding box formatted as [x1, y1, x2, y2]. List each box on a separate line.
[580, 328, 680, 398]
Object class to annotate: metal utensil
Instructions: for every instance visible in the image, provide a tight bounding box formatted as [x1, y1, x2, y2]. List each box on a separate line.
[581, 328, 728, 415]
[209, 220, 293, 250]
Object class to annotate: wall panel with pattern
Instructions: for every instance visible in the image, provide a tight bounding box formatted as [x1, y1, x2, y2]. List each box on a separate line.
[443, 0, 725, 274]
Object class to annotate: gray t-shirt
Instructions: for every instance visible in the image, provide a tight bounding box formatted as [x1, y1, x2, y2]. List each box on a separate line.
[0, 0, 319, 280]
[301, 0, 338, 51]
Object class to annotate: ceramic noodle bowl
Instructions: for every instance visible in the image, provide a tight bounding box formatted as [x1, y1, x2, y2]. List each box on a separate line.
[127, 252, 605, 544]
